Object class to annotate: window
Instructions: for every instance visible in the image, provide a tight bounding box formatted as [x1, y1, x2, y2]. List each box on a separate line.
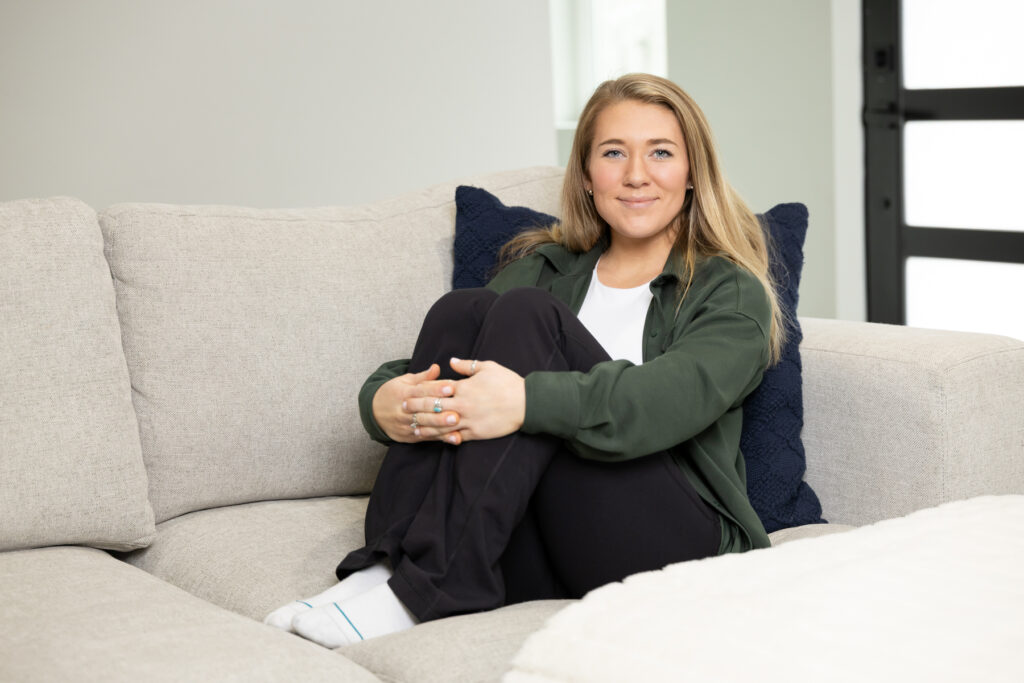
[863, 0, 1024, 339]
[550, 0, 666, 164]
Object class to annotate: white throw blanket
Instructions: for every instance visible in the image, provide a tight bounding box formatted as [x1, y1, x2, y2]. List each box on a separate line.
[505, 496, 1024, 682]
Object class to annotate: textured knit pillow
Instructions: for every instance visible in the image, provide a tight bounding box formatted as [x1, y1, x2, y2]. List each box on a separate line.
[451, 187, 823, 532]
[453, 185, 556, 289]
[740, 203, 823, 532]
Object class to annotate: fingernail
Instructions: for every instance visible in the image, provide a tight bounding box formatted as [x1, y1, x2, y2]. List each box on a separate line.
[442, 385, 453, 396]
[451, 357, 460, 364]
[446, 415, 456, 425]
[413, 428, 421, 437]
[447, 435, 458, 444]
[402, 401, 407, 410]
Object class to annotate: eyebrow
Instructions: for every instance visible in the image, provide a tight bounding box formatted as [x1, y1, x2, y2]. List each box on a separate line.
[596, 138, 679, 147]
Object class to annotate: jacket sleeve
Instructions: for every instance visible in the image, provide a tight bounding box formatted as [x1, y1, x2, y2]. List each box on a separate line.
[357, 358, 410, 444]
[521, 279, 770, 461]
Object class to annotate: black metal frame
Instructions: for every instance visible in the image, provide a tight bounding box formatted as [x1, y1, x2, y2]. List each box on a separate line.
[862, 0, 1024, 325]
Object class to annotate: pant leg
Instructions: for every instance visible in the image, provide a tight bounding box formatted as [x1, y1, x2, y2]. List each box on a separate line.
[529, 448, 722, 599]
[336, 288, 499, 574]
[382, 288, 612, 621]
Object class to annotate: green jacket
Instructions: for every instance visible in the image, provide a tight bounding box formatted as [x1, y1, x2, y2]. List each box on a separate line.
[358, 242, 772, 553]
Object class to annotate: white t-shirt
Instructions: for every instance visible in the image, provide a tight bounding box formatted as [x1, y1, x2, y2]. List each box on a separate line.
[576, 268, 654, 365]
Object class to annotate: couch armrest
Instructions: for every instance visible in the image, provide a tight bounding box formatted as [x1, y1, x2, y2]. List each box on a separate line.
[798, 318, 1024, 526]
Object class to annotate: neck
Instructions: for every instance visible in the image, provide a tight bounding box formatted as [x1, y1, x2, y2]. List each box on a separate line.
[597, 233, 674, 288]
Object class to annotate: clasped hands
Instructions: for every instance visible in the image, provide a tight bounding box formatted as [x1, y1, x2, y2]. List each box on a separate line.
[372, 357, 526, 445]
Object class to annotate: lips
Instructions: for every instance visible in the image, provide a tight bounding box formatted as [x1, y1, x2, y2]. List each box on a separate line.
[618, 197, 657, 208]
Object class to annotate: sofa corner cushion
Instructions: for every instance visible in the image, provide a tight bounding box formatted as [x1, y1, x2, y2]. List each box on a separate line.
[0, 545, 381, 683]
[343, 599, 570, 683]
[0, 197, 155, 552]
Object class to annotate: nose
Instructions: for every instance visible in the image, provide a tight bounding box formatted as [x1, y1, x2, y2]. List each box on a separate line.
[624, 155, 649, 187]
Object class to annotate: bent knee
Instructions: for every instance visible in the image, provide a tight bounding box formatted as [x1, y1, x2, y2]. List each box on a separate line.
[487, 287, 564, 327]
[424, 287, 498, 324]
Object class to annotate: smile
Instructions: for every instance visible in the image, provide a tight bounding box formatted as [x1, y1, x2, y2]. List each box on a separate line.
[618, 197, 658, 208]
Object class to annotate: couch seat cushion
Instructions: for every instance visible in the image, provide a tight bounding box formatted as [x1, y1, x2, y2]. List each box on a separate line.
[0, 546, 381, 682]
[0, 197, 154, 552]
[344, 599, 570, 683]
[767, 521, 855, 545]
[120, 496, 369, 621]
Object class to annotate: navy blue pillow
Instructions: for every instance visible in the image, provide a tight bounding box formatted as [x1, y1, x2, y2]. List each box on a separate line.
[740, 204, 824, 533]
[452, 186, 823, 532]
[453, 186, 556, 290]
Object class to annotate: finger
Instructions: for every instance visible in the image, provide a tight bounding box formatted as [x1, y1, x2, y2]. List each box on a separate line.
[414, 423, 463, 443]
[407, 396, 459, 416]
[407, 379, 455, 399]
[412, 410, 460, 429]
[450, 357, 482, 377]
[408, 364, 441, 383]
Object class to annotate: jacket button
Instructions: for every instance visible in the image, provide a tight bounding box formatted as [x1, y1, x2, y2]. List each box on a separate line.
[649, 329, 659, 337]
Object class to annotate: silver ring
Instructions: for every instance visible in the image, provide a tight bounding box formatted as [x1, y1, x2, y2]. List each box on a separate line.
[433, 397, 442, 413]
[470, 360, 477, 374]
[411, 413, 419, 429]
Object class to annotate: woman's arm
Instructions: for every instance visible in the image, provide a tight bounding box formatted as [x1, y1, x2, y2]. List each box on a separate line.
[521, 304, 769, 460]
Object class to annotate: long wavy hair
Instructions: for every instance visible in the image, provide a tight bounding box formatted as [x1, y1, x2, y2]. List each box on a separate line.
[500, 73, 787, 364]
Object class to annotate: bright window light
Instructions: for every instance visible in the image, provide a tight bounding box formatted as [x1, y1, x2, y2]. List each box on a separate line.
[550, 0, 667, 128]
[904, 121, 1024, 231]
[903, 0, 1024, 89]
[906, 257, 1024, 341]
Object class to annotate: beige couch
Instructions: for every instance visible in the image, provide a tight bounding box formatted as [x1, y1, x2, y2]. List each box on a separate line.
[2, 167, 1022, 682]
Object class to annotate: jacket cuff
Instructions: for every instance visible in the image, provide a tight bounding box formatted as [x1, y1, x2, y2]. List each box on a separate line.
[358, 379, 394, 445]
[522, 371, 580, 439]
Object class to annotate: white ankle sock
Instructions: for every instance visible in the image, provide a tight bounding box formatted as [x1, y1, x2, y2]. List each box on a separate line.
[291, 582, 418, 648]
[263, 562, 392, 632]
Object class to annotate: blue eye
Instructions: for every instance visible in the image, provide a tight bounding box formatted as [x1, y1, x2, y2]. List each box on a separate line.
[602, 149, 625, 158]
[652, 149, 672, 159]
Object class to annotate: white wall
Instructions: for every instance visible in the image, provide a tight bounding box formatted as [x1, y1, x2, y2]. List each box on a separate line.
[666, 0, 865, 320]
[831, 0, 866, 322]
[0, 0, 556, 208]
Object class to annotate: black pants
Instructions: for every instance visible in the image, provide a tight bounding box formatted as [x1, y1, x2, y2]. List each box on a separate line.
[336, 287, 720, 621]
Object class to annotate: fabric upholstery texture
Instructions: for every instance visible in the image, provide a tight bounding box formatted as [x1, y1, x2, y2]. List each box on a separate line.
[740, 203, 823, 532]
[99, 167, 563, 522]
[120, 496, 369, 621]
[449, 186, 822, 532]
[0, 546, 381, 683]
[767, 522, 854, 546]
[344, 599, 570, 683]
[800, 317, 1024, 526]
[506, 495, 1024, 682]
[0, 197, 155, 552]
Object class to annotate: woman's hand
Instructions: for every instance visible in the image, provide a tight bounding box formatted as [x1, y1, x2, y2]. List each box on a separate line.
[446, 357, 525, 443]
[371, 364, 461, 443]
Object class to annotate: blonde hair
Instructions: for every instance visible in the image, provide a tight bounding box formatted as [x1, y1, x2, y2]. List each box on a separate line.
[501, 73, 787, 364]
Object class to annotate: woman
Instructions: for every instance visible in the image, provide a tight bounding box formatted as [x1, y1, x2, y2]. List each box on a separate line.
[265, 73, 785, 648]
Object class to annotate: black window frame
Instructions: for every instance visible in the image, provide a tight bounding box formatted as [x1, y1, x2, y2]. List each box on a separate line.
[863, 0, 1024, 325]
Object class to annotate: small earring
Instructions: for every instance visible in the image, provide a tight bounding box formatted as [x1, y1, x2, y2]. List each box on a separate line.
[587, 189, 593, 196]
[687, 185, 693, 190]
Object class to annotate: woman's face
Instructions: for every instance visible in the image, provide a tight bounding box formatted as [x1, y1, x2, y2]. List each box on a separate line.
[584, 100, 690, 249]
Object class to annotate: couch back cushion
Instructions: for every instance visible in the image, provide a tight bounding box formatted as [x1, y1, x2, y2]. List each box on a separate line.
[0, 198, 156, 551]
[99, 167, 563, 522]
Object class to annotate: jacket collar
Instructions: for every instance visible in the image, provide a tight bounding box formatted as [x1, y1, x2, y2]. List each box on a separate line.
[534, 240, 682, 289]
